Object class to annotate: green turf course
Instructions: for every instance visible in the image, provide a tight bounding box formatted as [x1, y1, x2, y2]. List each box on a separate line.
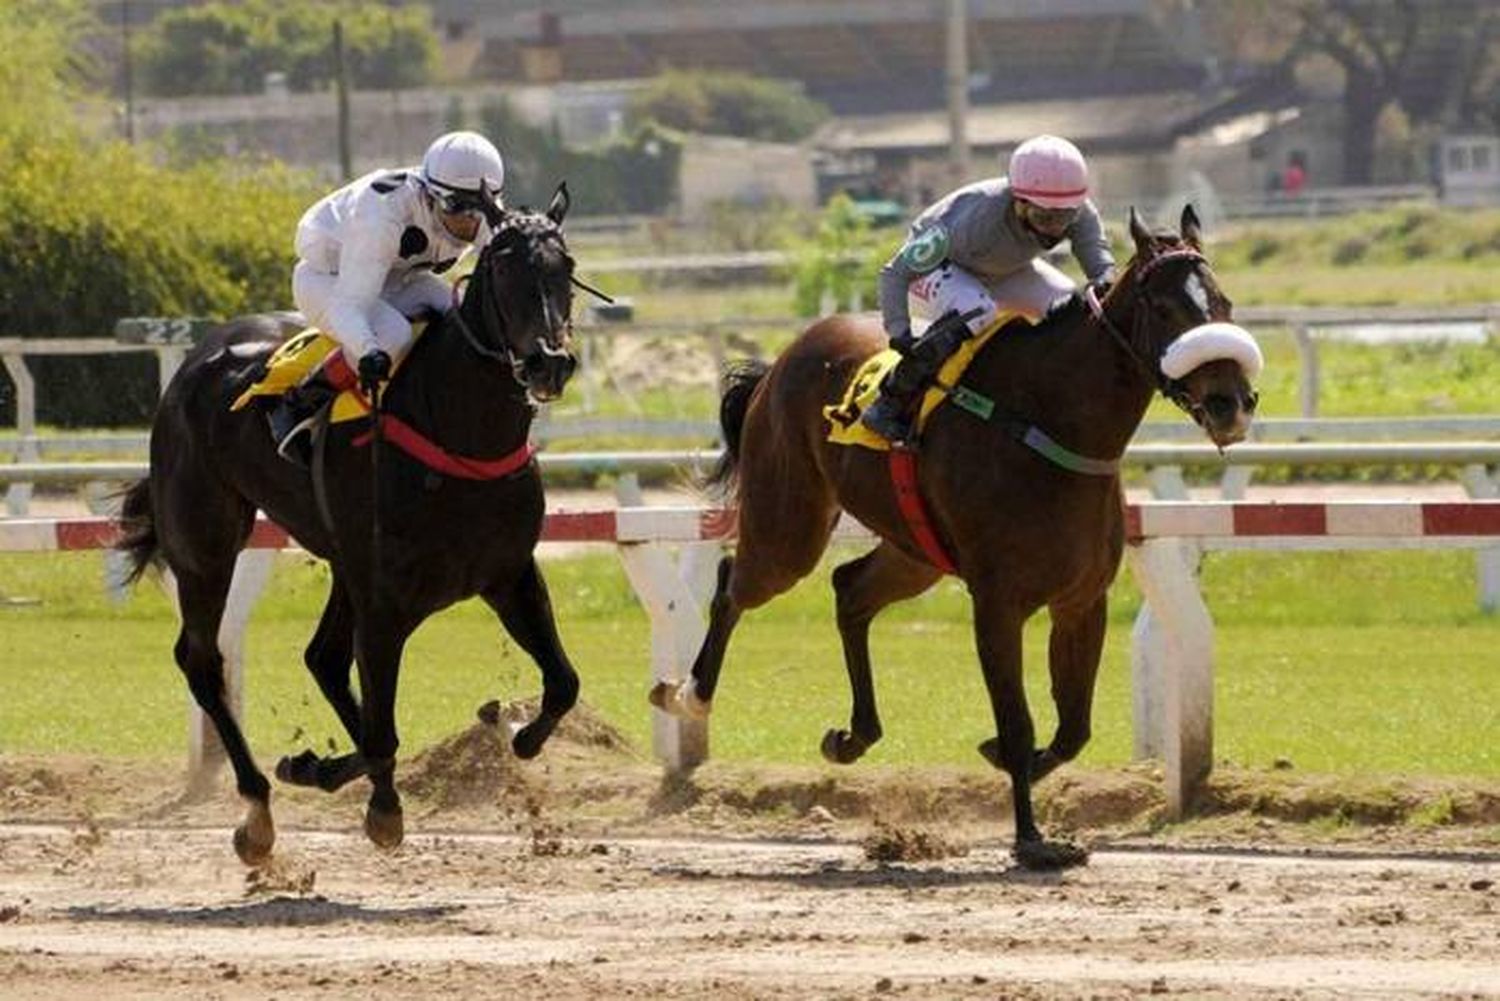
[1, 546, 1494, 776]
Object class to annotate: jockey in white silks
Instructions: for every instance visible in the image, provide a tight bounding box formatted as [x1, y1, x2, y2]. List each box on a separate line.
[861, 134, 1118, 442]
[269, 130, 505, 464]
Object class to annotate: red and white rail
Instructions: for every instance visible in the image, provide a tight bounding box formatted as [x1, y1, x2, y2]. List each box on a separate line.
[4, 501, 1498, 814]
[6, 500, 1498, 552]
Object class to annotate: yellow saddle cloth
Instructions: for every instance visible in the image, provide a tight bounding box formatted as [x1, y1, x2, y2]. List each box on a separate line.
[231, 325, 423, 424]
[822, 313, 1016, 450]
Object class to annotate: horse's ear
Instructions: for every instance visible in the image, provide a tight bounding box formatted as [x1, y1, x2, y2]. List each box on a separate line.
[547, 182, 570, 226]
[479, 190, 506, 230]
[1180, 203, 1203, 250]
[1128, 206, 1154, 252]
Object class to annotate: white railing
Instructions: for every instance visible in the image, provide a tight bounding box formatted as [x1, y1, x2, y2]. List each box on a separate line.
[5, 499, 1497, 817]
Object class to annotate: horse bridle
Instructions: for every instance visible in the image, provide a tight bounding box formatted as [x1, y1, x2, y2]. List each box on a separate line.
[1083, 246, 1216, 418]
[446, 221, 575, 386]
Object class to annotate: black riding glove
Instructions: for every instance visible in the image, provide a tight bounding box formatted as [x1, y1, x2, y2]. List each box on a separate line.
[358, 350, 392, 396]
[888, 328, 918, 356]
[1087, 275, 1115, 299]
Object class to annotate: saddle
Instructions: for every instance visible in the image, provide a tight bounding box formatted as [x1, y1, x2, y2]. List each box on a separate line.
[230, 324, 425, 424]
[822, 312, 1016, 450]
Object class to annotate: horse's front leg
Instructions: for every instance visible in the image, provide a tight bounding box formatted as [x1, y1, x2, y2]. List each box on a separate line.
[971, 588, 1088, 871]
[1031, 593, 1108, 783]
[481, 558, 579, 760]
[353, 616, 412, 851]
[824, 543, 942, 764]
[277, 578, 370, 792]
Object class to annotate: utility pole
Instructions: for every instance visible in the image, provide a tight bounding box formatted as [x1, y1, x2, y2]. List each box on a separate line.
[945, 0, 971, 186]
[333, 19, 353, 180]
[121, 0, 135, 143]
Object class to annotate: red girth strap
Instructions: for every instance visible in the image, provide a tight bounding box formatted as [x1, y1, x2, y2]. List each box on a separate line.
[888, 447, 957, 574]
[354, 416, 536, 481]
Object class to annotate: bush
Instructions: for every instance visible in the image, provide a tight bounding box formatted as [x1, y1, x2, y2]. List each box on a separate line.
[0, 140, 313, 425]
[628, 70, 829, 143]
[785, 195, 900, 316]
[136, 0, 440, 97]
[0, 1, 317, 426]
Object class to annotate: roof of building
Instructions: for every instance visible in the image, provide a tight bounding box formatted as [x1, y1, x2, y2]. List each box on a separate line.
[816, 91, 1225, 155]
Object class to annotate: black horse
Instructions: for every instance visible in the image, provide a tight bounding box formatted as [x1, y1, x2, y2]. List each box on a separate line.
[119, 185, 581, 863]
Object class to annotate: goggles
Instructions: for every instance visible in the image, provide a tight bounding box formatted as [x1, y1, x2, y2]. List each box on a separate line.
[1018, 200, 1080, 231]
[430, 184, 489, 219]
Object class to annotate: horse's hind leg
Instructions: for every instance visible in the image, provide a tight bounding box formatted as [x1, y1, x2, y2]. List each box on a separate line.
[276, 579, 369, 792]
[481, 558, 579, 760]
[823, 542, 942, 764]
[174, 566, 275, 864]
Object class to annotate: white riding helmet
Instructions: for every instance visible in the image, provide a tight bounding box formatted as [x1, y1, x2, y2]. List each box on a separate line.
[1007, 135, 1089, 209]
[420, 131, 505, 207]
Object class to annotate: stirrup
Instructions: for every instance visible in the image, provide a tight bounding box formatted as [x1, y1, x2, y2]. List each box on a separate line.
[273, 413, 319, 467]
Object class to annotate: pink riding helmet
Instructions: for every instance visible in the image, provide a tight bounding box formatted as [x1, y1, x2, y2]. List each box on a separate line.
[1008, 135, 1089, 209]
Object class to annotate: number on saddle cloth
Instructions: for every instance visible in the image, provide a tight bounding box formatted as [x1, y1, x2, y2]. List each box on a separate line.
[230, 329, 339, 411]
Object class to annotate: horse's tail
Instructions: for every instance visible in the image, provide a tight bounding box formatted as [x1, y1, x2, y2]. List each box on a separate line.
[704, 358, 770, 498]
[116, 479, 161, 585]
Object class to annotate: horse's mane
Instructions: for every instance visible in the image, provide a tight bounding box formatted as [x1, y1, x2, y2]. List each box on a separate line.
[1026, 292, 1089, 337]
[497, 209, 572, 266]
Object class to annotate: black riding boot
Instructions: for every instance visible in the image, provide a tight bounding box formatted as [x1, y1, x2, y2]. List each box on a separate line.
[861, 311, 976, 443]
[268, 371, 339, 467]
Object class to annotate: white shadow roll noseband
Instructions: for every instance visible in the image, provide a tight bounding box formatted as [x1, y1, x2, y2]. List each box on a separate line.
[1160, 322, 1264, 381]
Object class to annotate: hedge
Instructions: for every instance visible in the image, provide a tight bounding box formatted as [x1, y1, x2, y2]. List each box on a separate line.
[0, 137, 313, 425]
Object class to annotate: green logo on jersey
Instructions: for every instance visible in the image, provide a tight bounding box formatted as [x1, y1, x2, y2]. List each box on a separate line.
[901, 225, 950, 273]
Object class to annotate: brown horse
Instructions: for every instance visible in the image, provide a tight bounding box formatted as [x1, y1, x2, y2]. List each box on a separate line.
[652, 206, 1261, 869]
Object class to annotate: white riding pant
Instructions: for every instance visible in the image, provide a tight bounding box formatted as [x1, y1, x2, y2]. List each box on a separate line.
[908, 257, 1075, 336]
[292, 262, 453, 365]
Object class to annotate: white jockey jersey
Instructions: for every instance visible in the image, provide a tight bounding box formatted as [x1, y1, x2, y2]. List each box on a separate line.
[293, 168, 492, 356]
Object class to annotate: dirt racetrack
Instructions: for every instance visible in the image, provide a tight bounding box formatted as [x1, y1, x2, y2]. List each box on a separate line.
[2, 710, 1497, 999]
[2, 823, 1497, 1000]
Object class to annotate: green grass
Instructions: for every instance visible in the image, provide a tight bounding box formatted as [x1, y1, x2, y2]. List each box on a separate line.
[1, 547, 1494, 775]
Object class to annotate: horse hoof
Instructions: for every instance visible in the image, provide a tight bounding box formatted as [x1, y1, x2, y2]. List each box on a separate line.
[977, 738, 1003, 769]
[364, 807, 404, 851]
[820, 729, 868, 765]
[1013, 837, 1089, 871]
[649, 680, 711, 720]
[511, 722, 550, 760]
[233, 803, 275, 866]
[275, 749, 319, 786]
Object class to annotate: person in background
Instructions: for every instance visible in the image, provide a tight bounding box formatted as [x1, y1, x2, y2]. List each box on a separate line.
[861, 134, 1116, 442]
[1281, 150, 1308, 196]
[268, 130, 505, 464]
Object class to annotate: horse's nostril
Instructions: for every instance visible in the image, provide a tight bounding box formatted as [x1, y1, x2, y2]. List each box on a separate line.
[1244, 391, 1259, 414]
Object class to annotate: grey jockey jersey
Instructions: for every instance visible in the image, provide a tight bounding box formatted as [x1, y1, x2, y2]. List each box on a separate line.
[294, 167, 493, 358]
[878, 177, 1115, 338]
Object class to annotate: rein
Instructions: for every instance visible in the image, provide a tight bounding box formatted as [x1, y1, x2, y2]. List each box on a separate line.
[1083, 247, 1208, 418]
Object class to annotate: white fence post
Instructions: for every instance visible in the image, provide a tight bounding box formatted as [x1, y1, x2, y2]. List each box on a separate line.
[1126, 538, 1214, 819]
[618, 539, 715, 771]
[1293, 323, 1320, 418]
[3, 351, 37, 515]
[1462, 463, 1500, 613]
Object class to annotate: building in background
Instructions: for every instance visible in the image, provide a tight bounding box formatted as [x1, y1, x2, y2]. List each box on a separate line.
[120, 0, 1498, 219]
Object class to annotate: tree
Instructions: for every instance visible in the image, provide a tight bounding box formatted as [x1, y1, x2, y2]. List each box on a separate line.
[136, 0, 440, 97]
[1203, 1, 1500, 184]
[0, 0, 91, 142]
[628, 70, 829, 143]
